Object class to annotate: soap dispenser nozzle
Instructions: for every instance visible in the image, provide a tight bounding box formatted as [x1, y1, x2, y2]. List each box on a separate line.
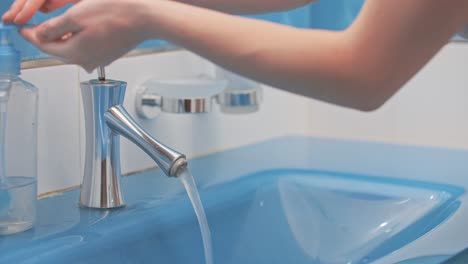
[98, 66, 106, 82]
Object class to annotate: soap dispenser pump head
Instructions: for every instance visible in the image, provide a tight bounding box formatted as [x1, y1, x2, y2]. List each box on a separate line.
[0, 24, 20, 75]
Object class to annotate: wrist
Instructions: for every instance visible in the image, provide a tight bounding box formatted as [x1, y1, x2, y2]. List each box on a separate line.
[140, 0, 190, 43]
[137, 0, 171, 41]
[128, 0, 162, 41]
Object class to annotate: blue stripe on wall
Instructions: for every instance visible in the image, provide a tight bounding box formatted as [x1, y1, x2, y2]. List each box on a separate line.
[1, 0, 363, 61]
[309, 0, 364, 30]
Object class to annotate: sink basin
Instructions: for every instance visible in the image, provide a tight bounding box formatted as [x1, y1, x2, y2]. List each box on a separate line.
[0, 168, 462, 264]
[0, 137, 465, 264]
[163, 169, 462, 264]
[395, 255, 450, 264]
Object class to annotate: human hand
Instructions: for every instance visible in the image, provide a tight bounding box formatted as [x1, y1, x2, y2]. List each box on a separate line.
[20, 0, 154, 72]
[2, 0, 79, 25]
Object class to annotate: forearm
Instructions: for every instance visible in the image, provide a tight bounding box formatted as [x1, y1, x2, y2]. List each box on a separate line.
[147, 0, 468, 111]
[173, 0, 315, 14]
[148, 1, 366, 109]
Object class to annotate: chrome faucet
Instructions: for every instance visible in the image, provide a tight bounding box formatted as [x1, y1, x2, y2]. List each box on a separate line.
[80, 68, 187, 209]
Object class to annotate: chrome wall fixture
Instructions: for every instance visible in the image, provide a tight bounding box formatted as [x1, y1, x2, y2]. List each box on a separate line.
[135, 70, 263, 119]
[215, 69, 263, 114]
[135, 77, 227, 119]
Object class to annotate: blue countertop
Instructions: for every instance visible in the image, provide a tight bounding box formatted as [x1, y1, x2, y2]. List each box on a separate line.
[0, 136, 467, 263]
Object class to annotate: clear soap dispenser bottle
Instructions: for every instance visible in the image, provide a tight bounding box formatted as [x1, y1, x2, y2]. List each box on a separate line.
[0, 24, 38, 235]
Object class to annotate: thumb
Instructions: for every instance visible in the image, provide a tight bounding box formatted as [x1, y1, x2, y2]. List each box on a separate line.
[21, 27, 93, 70]
[20, 27, 41, 46]
[35, 14, 81, 42]
[20, 26, 72, 59]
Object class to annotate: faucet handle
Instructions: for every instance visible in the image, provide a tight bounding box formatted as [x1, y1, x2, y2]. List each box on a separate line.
[104, 105, 187, 177]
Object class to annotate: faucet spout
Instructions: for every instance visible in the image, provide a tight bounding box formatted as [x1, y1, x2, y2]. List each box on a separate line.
[80, 79, 186, 209]
[104, 105, 186, 177]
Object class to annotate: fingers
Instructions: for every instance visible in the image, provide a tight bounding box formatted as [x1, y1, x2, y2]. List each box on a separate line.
[14, 0, 49, 24]
[35, 15, 81, 41]
[2, 0, 31, 23]
[20, 27, 40, 45]
[20, 26, 72, 59]
[2, 0, 79, 25]
[22, 27, 97, 72]
[19, 16, 81, 55]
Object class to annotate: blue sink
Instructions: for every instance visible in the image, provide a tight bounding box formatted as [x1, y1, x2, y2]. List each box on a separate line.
[0, 137, 465, 264]
[395, 255, 450, 264]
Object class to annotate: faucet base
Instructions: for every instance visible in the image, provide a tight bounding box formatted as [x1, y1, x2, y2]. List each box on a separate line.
[80, 79, 127, 209]
[79, 203, 126, 210]
[80, 78, 187, 209]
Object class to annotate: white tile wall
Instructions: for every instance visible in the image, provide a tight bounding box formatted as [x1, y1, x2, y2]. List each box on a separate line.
[19, 42, 468, 195]
[306, 42, 468, 149]
[78, 51, 311, 175]
[21, 65, 81, 194]
[22, 50, 311, 195]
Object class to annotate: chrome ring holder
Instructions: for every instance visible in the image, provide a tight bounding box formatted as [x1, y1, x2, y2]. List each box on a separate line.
[136, 77, 227, 119]
[135, 70, 263, 119]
